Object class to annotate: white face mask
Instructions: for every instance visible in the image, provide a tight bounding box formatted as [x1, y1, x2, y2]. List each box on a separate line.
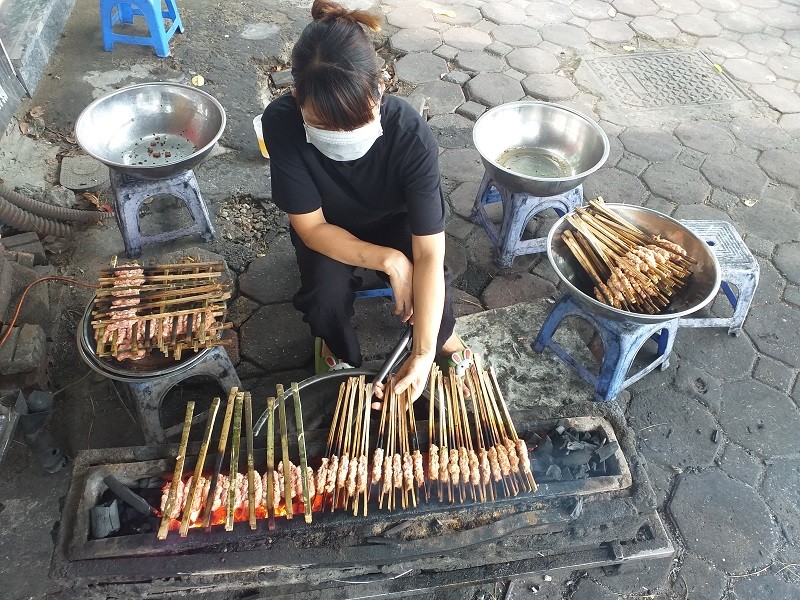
[303, 113, 383, 162]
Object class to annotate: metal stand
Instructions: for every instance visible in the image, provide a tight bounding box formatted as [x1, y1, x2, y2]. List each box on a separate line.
[533, 294, 678, 402]
[472, 172, 583, 268]
[119, 345, 240, 444]
[678, 220, 759, 336]
[110, 169, 215, 258]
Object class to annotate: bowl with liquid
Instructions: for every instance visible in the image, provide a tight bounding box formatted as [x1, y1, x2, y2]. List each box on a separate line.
[473, 101, 609, 197]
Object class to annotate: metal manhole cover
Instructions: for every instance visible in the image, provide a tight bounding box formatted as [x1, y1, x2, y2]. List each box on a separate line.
[587, 51, 749, 108]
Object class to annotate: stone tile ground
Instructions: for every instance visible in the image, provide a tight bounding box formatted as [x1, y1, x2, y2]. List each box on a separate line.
[2, 0, 800, 597]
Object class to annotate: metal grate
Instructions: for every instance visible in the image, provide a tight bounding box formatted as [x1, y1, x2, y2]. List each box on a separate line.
[587, 51, 749, 108]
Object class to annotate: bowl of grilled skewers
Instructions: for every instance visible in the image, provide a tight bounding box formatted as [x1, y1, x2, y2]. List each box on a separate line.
[547, 198, 721, 323]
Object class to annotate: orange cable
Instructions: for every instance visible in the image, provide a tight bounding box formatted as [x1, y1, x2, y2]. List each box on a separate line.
[0, 276, 100, 350]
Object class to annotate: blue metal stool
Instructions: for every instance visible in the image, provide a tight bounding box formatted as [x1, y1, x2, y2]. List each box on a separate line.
[677, 220, 759, 336]
[100, 0, 184, 57]
[532, 294, 679, 402]
[472, 172, 583, 268]
[110, 169, 216, 258]
[121, 345, 240, 444]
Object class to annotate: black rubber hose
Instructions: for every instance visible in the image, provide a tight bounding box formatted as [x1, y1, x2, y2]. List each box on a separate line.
[0, 183, 110, 223]
[0, 192, 73, 236]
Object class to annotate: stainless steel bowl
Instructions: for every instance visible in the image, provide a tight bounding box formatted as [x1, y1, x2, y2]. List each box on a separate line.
[473, 101, 609, 197]
[547, 204, 721, 323]
[75, 82, 226, 180]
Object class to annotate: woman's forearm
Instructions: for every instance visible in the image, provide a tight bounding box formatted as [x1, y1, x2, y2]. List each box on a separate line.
[409, 234, 446, 358]
[291, 213, 404, 273]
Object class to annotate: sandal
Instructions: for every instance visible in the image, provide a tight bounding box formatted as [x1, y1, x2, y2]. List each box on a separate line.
[314, 338, 353, 375]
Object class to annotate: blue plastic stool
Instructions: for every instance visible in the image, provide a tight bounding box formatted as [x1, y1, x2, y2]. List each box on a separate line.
[532, 294, 679, 402]
[472, 172, 583, 268]
[110, 169, 215, 258]
[100, 0, 184, 57]
[677, 220, 759, 336]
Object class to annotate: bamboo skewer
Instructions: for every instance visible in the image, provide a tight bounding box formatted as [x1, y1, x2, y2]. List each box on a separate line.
[202, 388, 237, 531]
[159, 401, 195, 540]
[446, 369, 460, 503]
[292, 382, 313, 524]
[225, 392, 244, 531]
[407, 387, 426, 503]
[350, 377, 364, 514]
[360, 381, 371, 516]
[437, 372, 450, 504]
[180, 397, 220, 537]
[427, 364, 437, 503]
[266, 395, 276, 531]
[466, 371, 488, 503]
[276, 385, 293, 520]
[244, 392, 257, 530]
[456, 374, 477, 502]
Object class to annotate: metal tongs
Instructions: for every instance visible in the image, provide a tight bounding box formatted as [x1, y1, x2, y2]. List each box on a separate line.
[370, 325, 412, 402]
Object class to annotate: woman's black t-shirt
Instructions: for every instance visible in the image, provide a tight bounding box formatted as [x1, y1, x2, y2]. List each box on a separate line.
[262, 93, 446, 238]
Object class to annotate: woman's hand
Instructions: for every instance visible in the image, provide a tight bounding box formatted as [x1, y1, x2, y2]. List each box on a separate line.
[372, 352, 434, 409]
[384, 251, 414, 323]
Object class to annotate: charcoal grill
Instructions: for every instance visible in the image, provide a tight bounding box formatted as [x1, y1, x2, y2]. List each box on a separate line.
[52, 403, 673, 598]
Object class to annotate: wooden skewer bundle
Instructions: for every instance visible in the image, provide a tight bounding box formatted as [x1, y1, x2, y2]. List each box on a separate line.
[92, 261, 232, 361]
[562, 197, 695, 315]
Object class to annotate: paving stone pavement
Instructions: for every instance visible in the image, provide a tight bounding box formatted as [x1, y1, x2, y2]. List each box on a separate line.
[4, 0, 800, 597]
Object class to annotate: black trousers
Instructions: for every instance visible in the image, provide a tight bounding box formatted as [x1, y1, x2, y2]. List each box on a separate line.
[289, 216, 456, 367]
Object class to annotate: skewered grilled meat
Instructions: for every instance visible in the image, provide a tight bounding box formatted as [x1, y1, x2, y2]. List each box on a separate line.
[402, 453, 413, 492]
[412, 450, 424, 488]
[357, 456, 368, 494]
[392, 454, 402, 489]
[439, 447, 450, 484]
[326, 456, 338, 494]
[458, 447, 470, 487]
[371, 448, 384, 484]
[488, 446, 502, 482]
[428, 445, 439, 481]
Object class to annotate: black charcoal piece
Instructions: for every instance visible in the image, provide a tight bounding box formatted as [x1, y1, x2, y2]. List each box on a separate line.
[545, 464, 562, 481]
[531, 450, 553, 474]
[560, 467, 574, 481]
[431, 518, 444, 534]
[137, 476, 163, 489]
[554, 421, 566, 435]
[570, 498, 583, 519]
[595, 441, 619, 463]
[91, 499, 120, 539]
[712, 429, 720, 443]
[566, 441, 585, 451]
[561, 449, 592, 468]
[528, 432, 543, 444]
[539, 435, 553, 453]
[104, 475, 158, 516]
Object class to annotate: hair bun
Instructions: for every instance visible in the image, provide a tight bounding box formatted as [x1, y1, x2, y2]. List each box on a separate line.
[311, 0, 381, 32]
